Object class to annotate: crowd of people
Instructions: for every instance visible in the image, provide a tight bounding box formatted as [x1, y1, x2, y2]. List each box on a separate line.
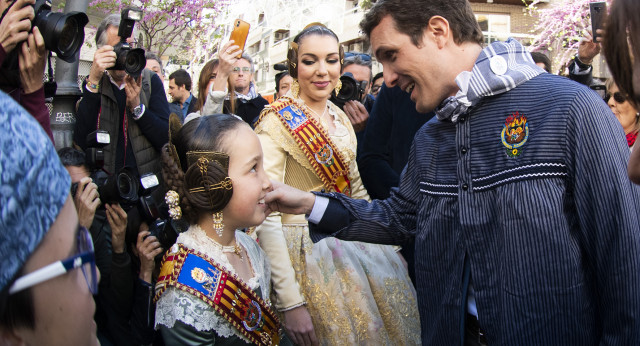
[1, 0, 640, 345]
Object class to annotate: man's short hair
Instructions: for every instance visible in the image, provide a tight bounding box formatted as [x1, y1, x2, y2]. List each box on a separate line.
[95, 13, 139, 48]
[239, 53, 255, 73]
[146, 52, 164, 73]
[275, 71, 290, 91]
[360, 0, 484, 47]
[58, 147, 86, 168]
[169, 69, 192, 91]
[372, 72, 384, 85]
[343, 54, 373, 82]
[530, 52, 551, 73]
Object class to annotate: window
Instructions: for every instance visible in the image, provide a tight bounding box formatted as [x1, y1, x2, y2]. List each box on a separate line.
[475, 13, 510, 44]
[274, 30, 290, 43]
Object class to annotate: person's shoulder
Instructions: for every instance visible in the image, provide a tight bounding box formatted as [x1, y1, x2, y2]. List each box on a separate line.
[252, 94, 270, 106]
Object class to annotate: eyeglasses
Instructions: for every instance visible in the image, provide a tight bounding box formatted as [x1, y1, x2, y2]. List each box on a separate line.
[344, 52, 372, 62]
[606, 91, 627, 104]
[9, 225, 97, 295]
[232, 67, 252, 73]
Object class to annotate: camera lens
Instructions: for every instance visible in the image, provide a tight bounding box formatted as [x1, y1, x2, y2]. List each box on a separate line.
[33, 0, 88, 63]
[96, 168, 139, 204]
[338, 79, 356, 100]
[124, 48, 147, 78]
[58, 16, 80, 55]
[116, 170, 138, 202]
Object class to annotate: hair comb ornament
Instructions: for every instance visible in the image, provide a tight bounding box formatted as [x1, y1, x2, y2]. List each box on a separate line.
[165, 190, 182, 220]
[186, 151, 229, 171]
[186, 153, 233, 208]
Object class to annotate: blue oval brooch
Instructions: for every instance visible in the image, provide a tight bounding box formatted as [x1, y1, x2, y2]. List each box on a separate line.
[501, 111, 529, 158]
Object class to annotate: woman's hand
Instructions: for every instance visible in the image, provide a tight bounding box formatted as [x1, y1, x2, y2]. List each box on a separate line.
[283, 305, 318, 346]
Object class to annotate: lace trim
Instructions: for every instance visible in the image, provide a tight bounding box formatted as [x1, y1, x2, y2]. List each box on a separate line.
[155, 225, 271, 342]
[156, 287, 248, 340]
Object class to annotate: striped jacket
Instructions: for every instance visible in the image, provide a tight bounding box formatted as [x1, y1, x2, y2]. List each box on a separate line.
[314, 72, 640, 345]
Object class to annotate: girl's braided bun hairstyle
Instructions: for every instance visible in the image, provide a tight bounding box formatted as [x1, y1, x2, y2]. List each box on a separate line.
[161, 114, 244, 224]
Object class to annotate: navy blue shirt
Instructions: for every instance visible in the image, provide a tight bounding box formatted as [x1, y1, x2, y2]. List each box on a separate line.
[314, 73, 640, 345]
[358, 84, 435, 200]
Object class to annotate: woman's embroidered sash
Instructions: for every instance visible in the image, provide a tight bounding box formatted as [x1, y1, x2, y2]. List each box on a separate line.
[269, 97, 351, 195]
[154, 244, 281, 346]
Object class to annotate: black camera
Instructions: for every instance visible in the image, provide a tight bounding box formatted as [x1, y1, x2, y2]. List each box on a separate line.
[76, 130, 147, 206]
[330, 72, 368, 110]
[0, 0, 87, 93]
[108, 7, 146, 78]
[32, 0, 89, 63]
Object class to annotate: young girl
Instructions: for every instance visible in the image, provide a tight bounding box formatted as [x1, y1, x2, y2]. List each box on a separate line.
[154, 114, 283, 345]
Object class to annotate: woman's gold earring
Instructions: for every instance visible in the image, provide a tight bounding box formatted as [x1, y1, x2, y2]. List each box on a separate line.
[334, 79, 342, 95]
[213, 211, 224, 237]
[291, 79, 300, 98]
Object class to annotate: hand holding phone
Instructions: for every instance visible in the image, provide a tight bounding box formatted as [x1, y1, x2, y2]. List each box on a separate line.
[229, 19, 250, 58]
[590, 2, 606, 41]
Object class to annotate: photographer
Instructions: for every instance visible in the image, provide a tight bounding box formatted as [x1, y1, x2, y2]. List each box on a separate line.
[0, 0, 53, 141]
[339, 53, 375, 156]
[58, 146, 162, 346]
[74, 13, 169, 182]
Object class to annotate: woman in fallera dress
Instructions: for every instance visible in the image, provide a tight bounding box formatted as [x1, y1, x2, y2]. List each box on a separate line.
[254, 23, 421, 345]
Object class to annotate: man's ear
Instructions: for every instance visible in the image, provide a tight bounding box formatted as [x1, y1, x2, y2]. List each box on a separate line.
[0, 327, 26, 346]
[426, 16, 451, 49]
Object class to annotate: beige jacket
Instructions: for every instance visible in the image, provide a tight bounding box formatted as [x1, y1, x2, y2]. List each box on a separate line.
[254, 99, 369, 311]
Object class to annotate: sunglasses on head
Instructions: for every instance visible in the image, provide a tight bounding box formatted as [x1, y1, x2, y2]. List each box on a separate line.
[606, 92, 627, 104]
[344, 52, 371, 62]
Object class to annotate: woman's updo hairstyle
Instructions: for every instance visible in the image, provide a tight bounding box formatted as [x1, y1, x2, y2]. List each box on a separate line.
[161, 114, 244, 224]
[287, 23, 344, 79]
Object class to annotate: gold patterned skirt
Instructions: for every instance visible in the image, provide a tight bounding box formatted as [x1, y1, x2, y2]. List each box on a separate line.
[282, 224, 421, 345]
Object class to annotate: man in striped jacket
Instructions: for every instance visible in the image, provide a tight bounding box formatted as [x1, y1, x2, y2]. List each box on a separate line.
[264, 0, 640, 345]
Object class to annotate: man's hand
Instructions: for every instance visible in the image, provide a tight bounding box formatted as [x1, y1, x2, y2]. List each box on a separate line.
[18, 27, 46, 94]
[283, 306, 318, 346]
[106, 203, 127, 253]
[136, 224, 163, 283]
[87, 45, 116, 86]
[264, 181, 316, 216]
[74, 177, 100, 229]
[124, 74, 142, 111]
[343, 100, 369, 133]
[577, 31, 601, 65]
[0, 0, 34, 54]
[213, 40, 242, 92]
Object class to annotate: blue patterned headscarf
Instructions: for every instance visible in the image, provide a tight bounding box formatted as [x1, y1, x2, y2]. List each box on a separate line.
[0, 91, 70, 292]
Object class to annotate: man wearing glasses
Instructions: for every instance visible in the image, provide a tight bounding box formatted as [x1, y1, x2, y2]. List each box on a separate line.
[0, 91, 99, 346]
[229, 53, 269, 127]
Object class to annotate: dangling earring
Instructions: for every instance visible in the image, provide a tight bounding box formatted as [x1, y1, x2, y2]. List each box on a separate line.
[213, 211, 224, 237]
[334, 79, 342, 95]
[291, 79, 300, 98]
